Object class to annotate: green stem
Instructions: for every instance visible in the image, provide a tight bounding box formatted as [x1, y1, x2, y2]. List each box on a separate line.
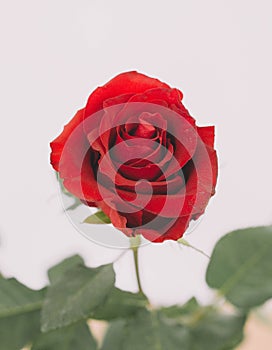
[130, 236, 143, 294]
[178, 238, 210, 259]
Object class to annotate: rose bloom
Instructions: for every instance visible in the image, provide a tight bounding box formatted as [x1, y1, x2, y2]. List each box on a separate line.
[50, 72, 218, 243]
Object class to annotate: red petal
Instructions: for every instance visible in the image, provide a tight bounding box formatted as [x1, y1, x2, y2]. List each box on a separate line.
[185, 131, 218, 216]
[116, 174, 185, 195]
[103, 93, 134, 108]
[127, 87, 183, 106]
[138, 215, 191, 242]
[98, 201, 132, 236]
[84, 71, 170, 118]
[50, 109, 84, 171]
[50, 109, 104, 203]
[197, 126, 215, 149]
[115, 186, 190, 218]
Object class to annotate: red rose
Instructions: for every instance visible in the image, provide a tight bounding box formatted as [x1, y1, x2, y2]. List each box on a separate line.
[50, 71, 218, 243]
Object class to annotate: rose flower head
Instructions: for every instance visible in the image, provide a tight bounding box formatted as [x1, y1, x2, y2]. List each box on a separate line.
[50, 71, 218, 243]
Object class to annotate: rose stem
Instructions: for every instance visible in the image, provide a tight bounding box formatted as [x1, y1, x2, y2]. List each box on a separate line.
[130, 235, 144, 294]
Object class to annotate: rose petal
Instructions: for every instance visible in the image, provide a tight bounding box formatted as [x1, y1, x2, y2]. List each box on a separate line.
[184, 131, 218, 217]
[103, 93, 134, 108]
[50, 109, 84, 172]
[84, 71, 170, 118]
[197, 126, 215, 149]
[138, 215, 191, 243]
[116, 174, 185, 195]
[98, 201, 132, 236]
[50, 109, 104, 203]
[114, 186, 190, 218]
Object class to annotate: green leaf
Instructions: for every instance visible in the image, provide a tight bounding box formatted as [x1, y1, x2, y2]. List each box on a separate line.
[32, 321, 97, 350]
[0, 278, 45, 318]
[101, 305, 246, 350]
[206, 226, 272, 309]
[125, 310, 192, 350]
[0, 311, 40, 350]
[41, 264, 115, 332]
[102, 309, 191, 350]
[48, 255, 84, 284]
[83, 210, 111, 224]
[101, 320, 127, 350]
[0, 278, 45, 350]
[160, 300, 245, 350]
[160, 297, 199, 319]
[189, 309, 246, 350]
[91, 287, 148, 320]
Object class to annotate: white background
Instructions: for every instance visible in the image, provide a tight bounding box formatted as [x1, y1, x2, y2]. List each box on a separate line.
[0, 0, 271, 306]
